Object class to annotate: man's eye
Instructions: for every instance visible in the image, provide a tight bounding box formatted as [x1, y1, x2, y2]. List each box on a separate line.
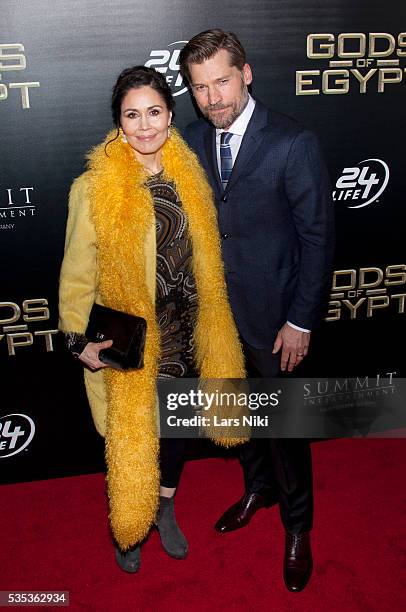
[220, 79, 229, 85]
[195, 85, 205, 92]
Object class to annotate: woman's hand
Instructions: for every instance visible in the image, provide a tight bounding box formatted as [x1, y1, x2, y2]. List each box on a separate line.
[78, 339, 113, 370]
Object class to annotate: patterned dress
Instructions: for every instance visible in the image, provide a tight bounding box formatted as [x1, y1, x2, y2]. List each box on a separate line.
[146, 171, 198, 379]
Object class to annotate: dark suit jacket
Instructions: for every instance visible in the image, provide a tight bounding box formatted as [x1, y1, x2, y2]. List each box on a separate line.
[184, 99, 335, 349]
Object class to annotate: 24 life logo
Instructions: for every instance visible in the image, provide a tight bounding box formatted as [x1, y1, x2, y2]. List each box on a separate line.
[333, 158, 389, 208]
[145, 40, 188, 96]
[0, 413, 35, 458]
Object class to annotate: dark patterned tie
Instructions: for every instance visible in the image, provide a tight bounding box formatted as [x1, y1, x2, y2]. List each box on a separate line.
[220, 131, 233, 189]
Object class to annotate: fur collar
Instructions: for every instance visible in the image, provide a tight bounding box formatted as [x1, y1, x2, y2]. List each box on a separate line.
[85, 129, 245, 550]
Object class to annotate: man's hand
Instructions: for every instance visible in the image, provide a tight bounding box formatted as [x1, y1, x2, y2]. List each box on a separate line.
[79, 339, 113, 370]
[272, 323, 310, 372]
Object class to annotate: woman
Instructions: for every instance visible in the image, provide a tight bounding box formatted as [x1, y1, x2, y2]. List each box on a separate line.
[59, 66, 245, 573]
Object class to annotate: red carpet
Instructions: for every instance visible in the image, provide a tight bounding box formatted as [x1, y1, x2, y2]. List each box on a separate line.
[1, 439, 405, 611]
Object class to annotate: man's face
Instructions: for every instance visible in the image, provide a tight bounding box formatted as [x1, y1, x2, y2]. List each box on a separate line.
[188, 49, 252, 129]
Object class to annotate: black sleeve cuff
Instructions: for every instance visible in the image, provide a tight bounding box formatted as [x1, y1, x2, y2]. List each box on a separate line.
[64, 332, 89, 359]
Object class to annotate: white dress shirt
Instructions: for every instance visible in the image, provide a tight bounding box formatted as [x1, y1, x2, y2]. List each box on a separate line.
[215, 95, 310, 334]
[215, 94, 256, 173]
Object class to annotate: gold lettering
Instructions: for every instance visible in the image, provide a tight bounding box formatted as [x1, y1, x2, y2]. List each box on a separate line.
[325, 301, 341, 321]
[23, 299, 49, 322]
[8, 82, 40, 109]
[385, 264, 406, 286]
[332, 270, 356, 291]
[367, 295, 390, 316]
[34, 329, 58, 351]
[378, 68, 402, 92]
[322, 70, 349, 94]
[350, 68, 377, 93]
[359, 267, 383, 289]
[0, 43, 26, 71]
[0, 83, 7, 101]
[397, 33, 406, 57]
[391, 294, 406, 313]
[338, 33, 366, 58]
[7, 332, 33, 356]
[342, 298, 366, 319]
[307, 34, 334, 58]
[0, 302, 21, 325]
[369, 33, 396, 57]
[296, 70, 320, 95]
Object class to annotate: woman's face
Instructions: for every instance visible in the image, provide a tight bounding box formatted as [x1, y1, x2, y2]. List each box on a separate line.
[120, 85, 172, 160]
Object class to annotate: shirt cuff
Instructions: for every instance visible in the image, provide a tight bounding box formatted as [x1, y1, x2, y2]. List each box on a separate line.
[64, 332, 89, 358]
[287, 321, 311, 333]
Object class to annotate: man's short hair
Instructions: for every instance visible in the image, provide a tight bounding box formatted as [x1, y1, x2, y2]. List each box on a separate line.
[179, 29, 246, 82]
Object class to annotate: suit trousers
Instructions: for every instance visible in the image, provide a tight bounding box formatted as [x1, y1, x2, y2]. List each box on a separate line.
[240, 338, 313, 534]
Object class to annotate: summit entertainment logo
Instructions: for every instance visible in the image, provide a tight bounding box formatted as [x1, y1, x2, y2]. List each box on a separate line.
[0, 185, 36, 230]
[145, 40, 188, 96]
[296, 32, 406, 95]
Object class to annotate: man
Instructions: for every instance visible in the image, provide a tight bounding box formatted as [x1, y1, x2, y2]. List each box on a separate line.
[179, 30, 334, 592]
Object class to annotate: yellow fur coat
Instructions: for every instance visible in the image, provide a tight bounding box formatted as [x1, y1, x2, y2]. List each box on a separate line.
[59, 128, 245, 550]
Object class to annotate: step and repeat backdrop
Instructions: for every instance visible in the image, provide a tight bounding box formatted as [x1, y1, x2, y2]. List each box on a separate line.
[1, 0, 405, 483]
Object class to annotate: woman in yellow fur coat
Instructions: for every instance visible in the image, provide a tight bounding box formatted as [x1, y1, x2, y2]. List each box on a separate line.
[59, 66, 245, 573]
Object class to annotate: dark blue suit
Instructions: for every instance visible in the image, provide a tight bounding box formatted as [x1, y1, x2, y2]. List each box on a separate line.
[184, 99, 334, 348]
[184, 99, 334, 533]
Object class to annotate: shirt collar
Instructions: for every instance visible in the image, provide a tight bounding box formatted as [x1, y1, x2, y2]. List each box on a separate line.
[216, 94, 256, 138]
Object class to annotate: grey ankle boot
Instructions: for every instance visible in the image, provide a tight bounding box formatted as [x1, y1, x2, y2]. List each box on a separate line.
[114, 543, 141, 573]
[155, 496, 188, 559]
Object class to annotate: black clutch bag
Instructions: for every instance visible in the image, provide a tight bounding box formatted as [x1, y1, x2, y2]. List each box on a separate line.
[86, 303, 146, 370]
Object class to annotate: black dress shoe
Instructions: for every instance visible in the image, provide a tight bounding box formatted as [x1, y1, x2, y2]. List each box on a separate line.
[215, 492, 277, 533]
[283, 531, 313, 592]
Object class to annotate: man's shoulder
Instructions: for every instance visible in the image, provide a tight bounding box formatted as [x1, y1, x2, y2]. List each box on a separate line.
[269, 109, 302, 130]
[256, 103, 324, 154]
[183, 117, 211, 141]
[257, 101, 306, 139]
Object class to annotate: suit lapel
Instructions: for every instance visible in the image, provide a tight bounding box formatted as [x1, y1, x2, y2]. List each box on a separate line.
[225, 100, 269, 195]
[203, 127, 222, 198]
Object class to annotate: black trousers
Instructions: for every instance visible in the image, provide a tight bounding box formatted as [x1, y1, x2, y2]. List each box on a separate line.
[240, 339, 313, 534]
[159, 438, 186, 488]
[158, 369, 197, 489]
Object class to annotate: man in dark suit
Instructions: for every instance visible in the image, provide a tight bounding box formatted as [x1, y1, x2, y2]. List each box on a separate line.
[180, 29, 334, 592]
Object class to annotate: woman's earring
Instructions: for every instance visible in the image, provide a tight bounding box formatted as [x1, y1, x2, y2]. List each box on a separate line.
[121, 130, 127, 143]
[167, 125, 171, 138]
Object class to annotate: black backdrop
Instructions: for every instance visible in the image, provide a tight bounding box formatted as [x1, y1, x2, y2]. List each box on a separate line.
[1, 0, 405, 483]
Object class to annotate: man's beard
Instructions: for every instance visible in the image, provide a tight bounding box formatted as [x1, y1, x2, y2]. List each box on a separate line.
[203, 84, 249, 129]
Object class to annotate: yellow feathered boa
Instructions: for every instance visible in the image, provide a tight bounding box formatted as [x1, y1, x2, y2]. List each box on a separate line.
[86, 128, 245, 550]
